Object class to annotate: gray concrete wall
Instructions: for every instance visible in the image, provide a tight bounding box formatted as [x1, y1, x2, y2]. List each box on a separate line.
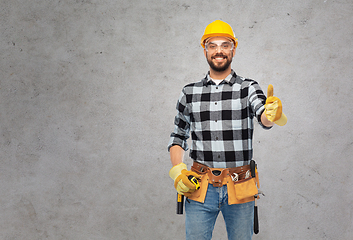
[1, 0, 352, 239]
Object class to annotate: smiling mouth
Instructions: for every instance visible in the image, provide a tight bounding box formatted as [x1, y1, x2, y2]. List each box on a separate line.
[212, 54, 227, 59]
[212, 56, 227, 62]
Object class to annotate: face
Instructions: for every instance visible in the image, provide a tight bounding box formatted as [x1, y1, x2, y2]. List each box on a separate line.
[204, 37, 235, 73]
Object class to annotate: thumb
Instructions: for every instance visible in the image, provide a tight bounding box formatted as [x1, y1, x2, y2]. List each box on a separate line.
[267, 84, 274, 97]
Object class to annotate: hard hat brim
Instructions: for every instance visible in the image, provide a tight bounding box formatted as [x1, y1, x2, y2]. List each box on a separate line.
[201, 33, 238, 48]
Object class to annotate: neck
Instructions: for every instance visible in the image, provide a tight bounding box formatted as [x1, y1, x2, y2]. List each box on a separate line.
[209, 67, 232, 80]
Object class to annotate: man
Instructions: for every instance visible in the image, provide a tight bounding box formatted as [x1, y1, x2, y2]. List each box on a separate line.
[168, 20, 287, 240]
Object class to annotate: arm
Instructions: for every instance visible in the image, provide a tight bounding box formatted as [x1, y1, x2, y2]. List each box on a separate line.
[168, 89, 190, 165]
[170, 145, 185, 166]
[168, 90, 200, 196]
[246, 81, 273, 129]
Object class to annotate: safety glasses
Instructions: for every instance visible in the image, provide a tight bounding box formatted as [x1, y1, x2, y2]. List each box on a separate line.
[205, 40, 234, 52]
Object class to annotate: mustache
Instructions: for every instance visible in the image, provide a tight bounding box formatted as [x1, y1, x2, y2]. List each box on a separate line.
[211, 53, 227, 58]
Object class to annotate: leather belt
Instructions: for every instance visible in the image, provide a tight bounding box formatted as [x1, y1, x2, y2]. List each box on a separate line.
[191, 161, 251, 187]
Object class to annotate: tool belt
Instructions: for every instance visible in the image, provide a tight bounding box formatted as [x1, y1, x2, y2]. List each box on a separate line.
[187, 161, 260, 205]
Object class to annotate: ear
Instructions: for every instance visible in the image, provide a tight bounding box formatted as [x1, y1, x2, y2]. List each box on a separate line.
[204, 48, 207, 57]
[232, 48, 236, 56]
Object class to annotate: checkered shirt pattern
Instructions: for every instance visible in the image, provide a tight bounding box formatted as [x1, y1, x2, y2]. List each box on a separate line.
[168, 71, 271, 168]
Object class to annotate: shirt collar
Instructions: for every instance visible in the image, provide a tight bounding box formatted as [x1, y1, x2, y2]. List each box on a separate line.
[203, 70, 237, 86]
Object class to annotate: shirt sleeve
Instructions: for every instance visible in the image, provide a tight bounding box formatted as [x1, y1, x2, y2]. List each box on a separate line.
[248, 81, 272, 130]
[167, 89, 191, 151]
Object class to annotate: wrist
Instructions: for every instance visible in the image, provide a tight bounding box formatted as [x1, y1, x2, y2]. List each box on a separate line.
[261, 111, 275, 127]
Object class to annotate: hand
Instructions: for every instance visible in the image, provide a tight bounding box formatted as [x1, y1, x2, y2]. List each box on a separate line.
[264, 84, 287, 126]
[169, 163, 201, 197]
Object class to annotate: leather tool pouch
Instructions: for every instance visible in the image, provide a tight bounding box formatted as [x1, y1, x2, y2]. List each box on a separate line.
[227, 172, 259, 205]
[187, 173, 209, 203]
[187, 162, 260, 205]
[186, 162, 210, 203]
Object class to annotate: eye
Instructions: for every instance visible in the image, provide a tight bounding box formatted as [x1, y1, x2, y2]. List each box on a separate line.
[208, 44, 217, 49]
[222, 43, 231, 49]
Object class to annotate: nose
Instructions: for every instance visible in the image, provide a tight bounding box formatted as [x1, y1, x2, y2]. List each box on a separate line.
[215, 46, 223, 53]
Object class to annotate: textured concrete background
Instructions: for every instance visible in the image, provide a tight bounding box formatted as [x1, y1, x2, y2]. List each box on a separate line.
[1, 0, 352, 239]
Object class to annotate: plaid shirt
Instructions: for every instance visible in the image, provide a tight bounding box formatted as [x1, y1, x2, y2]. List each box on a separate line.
[168, 70, 271, 168]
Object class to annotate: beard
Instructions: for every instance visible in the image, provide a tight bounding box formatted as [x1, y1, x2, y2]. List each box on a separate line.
[206, 52, 233, 72]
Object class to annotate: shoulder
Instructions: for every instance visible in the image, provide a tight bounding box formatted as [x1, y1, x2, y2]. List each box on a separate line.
[240, 76, 259, 86]
[233, 75, 259, 90]
[231, 72, 259, 87]
[181, 78, 206, 93]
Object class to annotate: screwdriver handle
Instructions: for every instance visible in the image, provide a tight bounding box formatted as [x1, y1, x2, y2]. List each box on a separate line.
[176, 193, 184, 214]
[254, 197, 259, 234]
[250, 160, 256, 178]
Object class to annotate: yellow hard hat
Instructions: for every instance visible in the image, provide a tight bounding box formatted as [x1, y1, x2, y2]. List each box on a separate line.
[201, 20, 238, 48]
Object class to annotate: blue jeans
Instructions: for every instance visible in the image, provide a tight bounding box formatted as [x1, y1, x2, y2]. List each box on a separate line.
[185, 184, 254, 240]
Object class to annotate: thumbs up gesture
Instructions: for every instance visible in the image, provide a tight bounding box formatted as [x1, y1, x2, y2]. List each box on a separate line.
[264, 84, 287, 126]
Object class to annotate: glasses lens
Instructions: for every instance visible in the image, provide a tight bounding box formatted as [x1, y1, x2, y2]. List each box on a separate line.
[207, 43, 217, 51]
[206, 41, 233, 52]
[221, 42, 232, 50]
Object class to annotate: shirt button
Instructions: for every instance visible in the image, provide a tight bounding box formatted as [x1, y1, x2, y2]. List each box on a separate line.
[216, 87, 218, 89]
[215, 102, 217, 105]
[216, 137, 219, 140]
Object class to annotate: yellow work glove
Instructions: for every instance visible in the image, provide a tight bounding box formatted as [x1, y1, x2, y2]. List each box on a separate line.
[264, 84, 287, 126]
[169, 163, 200, 197]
